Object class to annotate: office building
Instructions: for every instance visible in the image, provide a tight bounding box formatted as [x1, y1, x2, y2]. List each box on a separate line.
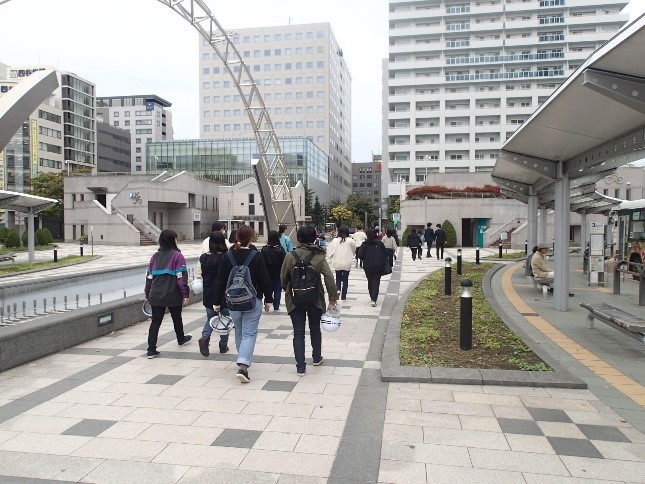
[96, 121, 131, 173]
[97, 95, 173, 173]
[146, 137, 330, 203]
[383, 0, 630, 199]
[352, 155, 383, 205]
[199, 23, 352, 200]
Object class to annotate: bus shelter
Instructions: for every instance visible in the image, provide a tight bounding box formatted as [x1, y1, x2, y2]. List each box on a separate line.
[0, 190, 57, 262]
[492, 14, 645, 311]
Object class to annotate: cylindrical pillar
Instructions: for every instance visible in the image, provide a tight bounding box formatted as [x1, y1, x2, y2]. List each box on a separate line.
[499, 242, 503, 258]
[80, 246, 84, 257]
[460, 280, 473, 350]
[524, 240, 528, 255]
[457, 249, 462, 275]
[53, 249, 58, 263]
[476, 246, 480, 265]
[444, 257, 452, 296]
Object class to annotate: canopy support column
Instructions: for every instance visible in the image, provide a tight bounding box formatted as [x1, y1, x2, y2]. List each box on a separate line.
[526, 188, 538, 275]
[27, 207, 35, 262]
[539, 207, 547, 245]
[553, 163, 570, 311]
[580, 211, 587, 254]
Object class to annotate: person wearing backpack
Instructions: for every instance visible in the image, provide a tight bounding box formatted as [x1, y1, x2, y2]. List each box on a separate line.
[213, 225, 273, 383]
[358, 228, 388, 307]
[261, 230, 286, 311]
[326, 225, 356, 301]
[197, 232, 231, 357]
[280, 225, 338, 376]
[144, 230, 192, 359]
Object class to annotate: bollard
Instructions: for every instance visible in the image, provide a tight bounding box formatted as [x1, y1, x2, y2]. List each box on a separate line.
[75, 294, 79, 309]
[22, 301, 27, 318]
[444, 257, 453, 296]
[457, 249, 462, 275]
[524, 240, 528, 255]
[88, 293, 91, 307]
[64, 295, 68, 310]
[475, 246, 480, 265]
[123, 290, 127, 298]
[0, 306, 3, 324]
[80, 246, 84, 257]
[498, 242, 503, 258]
[33, 300, 38, 316]
[460, 280, 473, 350]
[100, 293, 103, 304]
[54, 249, 58, 262]
[13, 303, 18, 320]
[53, 297, 57, 312]
[613, 261, 625, 295]
[43, 298, 47, 314]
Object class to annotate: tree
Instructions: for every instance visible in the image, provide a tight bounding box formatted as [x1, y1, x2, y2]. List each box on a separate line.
[345, 194, 377, 226]
[327, 198, 343, 213]
[386, 196, 400, 221]
[311, 196, 324, 229]
[329, 204, 353, 226]
[28, 172, 64, 219]
[442, 219, 457, 248]
[304, 184, 315, 216]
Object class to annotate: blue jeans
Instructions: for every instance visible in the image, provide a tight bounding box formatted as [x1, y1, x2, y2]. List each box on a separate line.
[229, 297, 263, 367]
[335, 270, 349, 299]
[271, 276, 281, 310]
[202, 307, 230, 346]
[289, 307, 323, 373]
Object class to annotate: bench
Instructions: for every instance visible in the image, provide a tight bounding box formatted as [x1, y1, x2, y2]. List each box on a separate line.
[581, 302, 645, 345]
[533, 276, 553, 295]
[0, 254, 16, 264]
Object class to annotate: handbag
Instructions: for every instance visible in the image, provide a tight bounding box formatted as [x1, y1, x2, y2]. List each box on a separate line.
[382, 258, 392, 276]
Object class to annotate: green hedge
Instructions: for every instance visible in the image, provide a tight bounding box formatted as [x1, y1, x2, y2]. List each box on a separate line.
[4, 229, 20, 248]
[442, 220, 457, 248]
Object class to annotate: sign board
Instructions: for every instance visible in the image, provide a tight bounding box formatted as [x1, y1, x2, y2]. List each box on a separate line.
[588, 233, 605, 286]
[193, 213, 201, 222]
[392, 213, 400, 222]
[500, 231, 508, 240]
[590, 222, 605, 235]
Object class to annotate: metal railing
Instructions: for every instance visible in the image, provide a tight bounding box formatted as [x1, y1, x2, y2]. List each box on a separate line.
[614, 260, 645, 306]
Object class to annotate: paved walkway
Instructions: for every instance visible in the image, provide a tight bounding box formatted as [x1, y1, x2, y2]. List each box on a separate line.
[0, 245, 643, 482]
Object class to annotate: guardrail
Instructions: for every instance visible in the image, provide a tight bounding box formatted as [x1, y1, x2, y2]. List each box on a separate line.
[614, 260, 645, 306]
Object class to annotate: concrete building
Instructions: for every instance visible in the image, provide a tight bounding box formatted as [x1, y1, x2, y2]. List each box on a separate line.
[199, 23, 352, 200]
[382, 0, 630, 199]
[351, 156, 383, 205]
[96, 95, 173, 174]
[61, 72, 96, 173]
[146, 137, 330, 204]
[96, 122, 131, 173]
[63, 172, 306, 245]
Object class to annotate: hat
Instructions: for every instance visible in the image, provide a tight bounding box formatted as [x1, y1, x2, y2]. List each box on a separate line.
[538, 243, 550, 250]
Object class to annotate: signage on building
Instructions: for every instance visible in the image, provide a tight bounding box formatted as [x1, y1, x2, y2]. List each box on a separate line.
[193, 213, 201, 222]
[31, 120, 38, 177]
[392, 212, 400, 222]
[0, 84, 13, 93]
[590, 222, 605, 234]
[145, 101, 154, 111]
[9, 67, 46, 78]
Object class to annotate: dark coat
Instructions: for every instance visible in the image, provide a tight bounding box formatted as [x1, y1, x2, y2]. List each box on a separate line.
[424, 227, 435, 244]
[200, 251, 227, 310]
[434, 228, 446, 245]
[213, 248, 274, 306]
[357, 239, 387, 274]
[407, 233, 422, 248]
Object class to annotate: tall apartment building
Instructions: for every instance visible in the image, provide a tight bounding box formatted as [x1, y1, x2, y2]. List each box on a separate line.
[383, 0, 630, 199]
[0, 66, 97, 191]
[96, 95, 173, 173]
[198, 23, 352, 200]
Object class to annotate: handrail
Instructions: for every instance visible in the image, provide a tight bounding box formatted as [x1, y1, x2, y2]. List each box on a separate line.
[614, 260, 645, 306]
[133, 217, 160, 243]
[485, 216, 525, 245]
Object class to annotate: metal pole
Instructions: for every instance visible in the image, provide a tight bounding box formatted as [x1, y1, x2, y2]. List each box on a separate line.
[498, 242, 503, 258]
[53, 249, 58, 262]
[524, 240, 528, 255]
[228, 197, 231, 239]
[364, 211, 368, 230]
[460, 280, 473, 350]
[80, 246, 84, 257]
[457, 249, 462, 275]
[613, 263, 621, 295]
[476, 246, 480, 265]
[444, 257, 452, 296]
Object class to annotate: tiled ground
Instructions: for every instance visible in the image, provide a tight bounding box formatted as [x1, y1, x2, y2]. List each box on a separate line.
[0, 248, 644, 483]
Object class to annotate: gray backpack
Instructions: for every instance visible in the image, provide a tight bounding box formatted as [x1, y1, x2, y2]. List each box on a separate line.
[225, 251, 258, 311]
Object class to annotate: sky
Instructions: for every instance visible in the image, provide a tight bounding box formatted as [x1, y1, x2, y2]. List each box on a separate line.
[0, 0, 643, 162]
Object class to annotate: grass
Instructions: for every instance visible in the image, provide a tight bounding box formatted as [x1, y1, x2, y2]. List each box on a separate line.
[400, 261, 550, 371]
[0, 244, 58, 256]
[483, 252, 526, 260]
[0, 255, 100, 275]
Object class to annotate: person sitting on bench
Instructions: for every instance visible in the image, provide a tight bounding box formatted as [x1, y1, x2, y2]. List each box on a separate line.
[531, 243, 574, 296]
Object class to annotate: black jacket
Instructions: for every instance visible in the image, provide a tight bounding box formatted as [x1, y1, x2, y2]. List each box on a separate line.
[261, 244, 286, 279]
[407, 233, 422, 248]
[213, 248, 274, 305]
[424, 228, 435, 243]
[434, 228, 446, 245]
[200, 251, 227, 310]
[357, 239, 387, 274]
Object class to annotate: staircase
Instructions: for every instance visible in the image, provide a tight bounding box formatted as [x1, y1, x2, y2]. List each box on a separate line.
[490, 227, 515, 249]
[140, 232, 156, 246]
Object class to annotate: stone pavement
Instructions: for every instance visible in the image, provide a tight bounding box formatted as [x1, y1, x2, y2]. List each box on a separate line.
[0, 245, 643, 482]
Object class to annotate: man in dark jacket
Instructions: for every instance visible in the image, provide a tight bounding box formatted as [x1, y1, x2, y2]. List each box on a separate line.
[424, 223, 435, 259]
[434, 224, 446, 260]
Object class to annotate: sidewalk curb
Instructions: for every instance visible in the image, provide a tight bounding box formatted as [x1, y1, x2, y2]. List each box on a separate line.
[381, 262, 587, 388]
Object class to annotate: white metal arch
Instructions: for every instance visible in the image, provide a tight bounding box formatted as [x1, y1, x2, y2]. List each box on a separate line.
[0, 0, 297, 237]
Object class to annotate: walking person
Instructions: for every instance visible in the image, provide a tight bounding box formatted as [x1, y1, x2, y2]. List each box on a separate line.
[197, 232, 231, 357]
[424, 223, 435, 259]
[382, 228, 398, 269]
[326, 225, 356, 301]
[407, 228, 422, 262]
[358, 228, 388, 307]
[144, 229, 192, 359]
[213, 225, 273, 383]
[352, 224, 367, 268]
[434, 224, 446, 260]
[261, 230, 286, 310]
[279, 224, 293, 253]
[281, 226, 338, 376]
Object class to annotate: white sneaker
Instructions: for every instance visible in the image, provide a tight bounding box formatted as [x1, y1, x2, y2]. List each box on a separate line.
[371, 301, 377, 307]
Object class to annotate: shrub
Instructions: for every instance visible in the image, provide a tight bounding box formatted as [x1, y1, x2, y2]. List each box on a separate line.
[401, 225, 424, 246]
[21, 230, 28, 247]
[42, 228, 54, 244]
[0, 227, 9, 244]
[442, 220, 457, 248]
[35, 228, 53, 246]
[4, 229, 20, 248]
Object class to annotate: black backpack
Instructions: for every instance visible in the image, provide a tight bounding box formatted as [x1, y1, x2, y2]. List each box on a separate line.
[290, 251, 318, 307]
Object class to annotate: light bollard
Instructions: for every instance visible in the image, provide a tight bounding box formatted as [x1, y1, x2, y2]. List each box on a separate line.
[80, 246, 84, 257]
[498, 242, 503, 258]
[475, 246, 480, 265]
[524, 240, 528, 255]
[54, 249, 58, 262]
[460, 280, 473, 351]
[457, 249, 462, 275]
[444, 257, 452, 296]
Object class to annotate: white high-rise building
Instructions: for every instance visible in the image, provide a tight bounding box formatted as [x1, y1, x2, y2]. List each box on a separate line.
[383, 0, 630, 199]
[96, 95, 173, 173]
[198, 23, 352, 200]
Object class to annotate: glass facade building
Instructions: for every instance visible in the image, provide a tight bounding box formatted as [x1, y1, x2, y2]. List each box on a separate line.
[146, 137, 329, 199]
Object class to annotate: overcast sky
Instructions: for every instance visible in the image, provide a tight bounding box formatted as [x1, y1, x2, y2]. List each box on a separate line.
[0, 0, 642, 162]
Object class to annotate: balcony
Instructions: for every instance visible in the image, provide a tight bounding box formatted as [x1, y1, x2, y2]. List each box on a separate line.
[390, 43, 443, 55]
[445, 69, 565, 82]
[390, 25, 444, 37]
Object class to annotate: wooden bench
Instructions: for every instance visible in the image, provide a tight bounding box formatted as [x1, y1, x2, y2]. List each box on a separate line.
[580, 302, 645, 345]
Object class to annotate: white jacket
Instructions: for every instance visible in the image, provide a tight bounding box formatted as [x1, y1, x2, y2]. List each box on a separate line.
[326, 237, 357, 271]
[352, 230, 367, 248]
